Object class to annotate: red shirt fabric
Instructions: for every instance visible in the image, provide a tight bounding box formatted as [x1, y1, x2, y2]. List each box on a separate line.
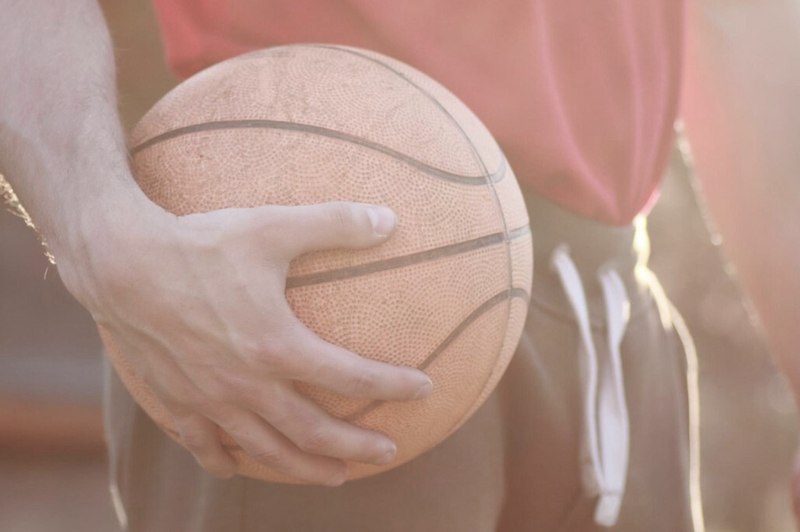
[151, 0, 684, 226]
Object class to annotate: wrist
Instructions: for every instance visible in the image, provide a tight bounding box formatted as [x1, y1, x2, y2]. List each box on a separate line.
[52, 178, 173, 310]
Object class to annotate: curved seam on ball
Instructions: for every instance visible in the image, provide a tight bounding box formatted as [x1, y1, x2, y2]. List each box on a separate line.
[130, 120, 507, 186]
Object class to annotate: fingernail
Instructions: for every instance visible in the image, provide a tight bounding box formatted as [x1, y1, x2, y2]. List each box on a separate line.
[366, 207, 396, 238]
[326, 466, 349, 487]
[375, 443, 397, 465]
[413, 378, 433, 400]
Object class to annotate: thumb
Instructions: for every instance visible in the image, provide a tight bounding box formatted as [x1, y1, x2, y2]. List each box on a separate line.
[263, 202, 397, 258]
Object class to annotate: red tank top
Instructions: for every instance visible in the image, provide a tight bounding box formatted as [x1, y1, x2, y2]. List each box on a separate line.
[152, 0, 684, 225]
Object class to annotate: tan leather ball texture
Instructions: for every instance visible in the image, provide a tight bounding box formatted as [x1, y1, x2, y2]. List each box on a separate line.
[102, 44, 533, 482]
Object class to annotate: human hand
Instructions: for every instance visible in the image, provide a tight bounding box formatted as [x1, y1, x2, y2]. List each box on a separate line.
[57, 199, 432, 486]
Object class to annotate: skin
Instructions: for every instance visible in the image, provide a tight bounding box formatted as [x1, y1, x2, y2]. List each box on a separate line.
[3, 0, 800, 519]
[0, 0, 432, 486]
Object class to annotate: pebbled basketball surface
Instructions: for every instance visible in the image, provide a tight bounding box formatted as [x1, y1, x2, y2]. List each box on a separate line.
[102, 44, 533, 482]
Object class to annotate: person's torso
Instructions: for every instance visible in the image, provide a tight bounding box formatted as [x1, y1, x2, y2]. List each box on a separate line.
[152, 0, 684, 225]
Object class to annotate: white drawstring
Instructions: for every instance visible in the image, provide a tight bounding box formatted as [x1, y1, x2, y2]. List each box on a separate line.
[550, 245, 631, 527]
[550, 246, 603, 496]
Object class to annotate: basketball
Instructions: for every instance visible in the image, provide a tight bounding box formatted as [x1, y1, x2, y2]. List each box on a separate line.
[99, 44, 532, 482]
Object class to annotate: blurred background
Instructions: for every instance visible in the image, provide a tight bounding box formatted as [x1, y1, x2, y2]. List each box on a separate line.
[0, 1, 797, 531]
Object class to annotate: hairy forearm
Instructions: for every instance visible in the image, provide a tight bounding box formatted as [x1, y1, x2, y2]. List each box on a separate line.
[0, 0, 149, 265]
[682, 0, 800, 395]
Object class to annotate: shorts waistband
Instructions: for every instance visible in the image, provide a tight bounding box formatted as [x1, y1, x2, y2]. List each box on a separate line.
[523, 191, 652, 326]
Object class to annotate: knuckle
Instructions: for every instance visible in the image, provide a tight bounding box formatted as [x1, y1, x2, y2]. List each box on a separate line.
[202, 382, 232, 405]
[243, 335, 294, 373]
[195, 451, 236, 478]
[188, 396, 217, 416]
[179, 218, 226, 252]
[251, 388, 291, 427]
[297, 427, 334, 454]
[170, 382, 210, 411]
[181, 432, 210, 454]
[251, 446, 288, 469]
[328, 202, 361, 233]
[349, 368, 378, 397]
[221, 416, 252, 439]
[206, 370, 253, 404]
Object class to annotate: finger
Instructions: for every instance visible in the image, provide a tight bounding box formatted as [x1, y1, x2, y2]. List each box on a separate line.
[214, 410, 349, 486]
[258, 385, 397, 465]
[172, 412, 237, 479]
[255, 202, 397, 258]
[278, 319, 432, 401]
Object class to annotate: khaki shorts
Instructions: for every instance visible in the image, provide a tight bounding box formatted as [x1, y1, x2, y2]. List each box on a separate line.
[104, 193, 703, 532]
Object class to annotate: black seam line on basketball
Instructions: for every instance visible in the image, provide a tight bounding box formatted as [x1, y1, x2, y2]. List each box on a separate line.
[129, 120, 507, 186]
[285, 224, 530, 290]
[342, 287, 530, 423]
[304, 45, 517, 341]
[506, 224, 531, 242]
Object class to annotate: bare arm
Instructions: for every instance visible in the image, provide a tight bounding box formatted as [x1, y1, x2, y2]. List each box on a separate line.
[0, 0, 430, 483]
[0, 0, 141, 262]
[682, 0, 800, 396]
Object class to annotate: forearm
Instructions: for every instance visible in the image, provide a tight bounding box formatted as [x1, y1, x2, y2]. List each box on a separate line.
[0, 0, 150, 268]
[682, 1, 800, 395]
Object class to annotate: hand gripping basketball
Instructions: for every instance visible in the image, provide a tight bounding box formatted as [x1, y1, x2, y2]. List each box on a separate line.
[103, 44, 532, 483]
[84, 200, 432, 485]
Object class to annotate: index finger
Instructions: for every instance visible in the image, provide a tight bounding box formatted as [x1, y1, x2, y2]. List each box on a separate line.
[270, 319, 432, 401]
